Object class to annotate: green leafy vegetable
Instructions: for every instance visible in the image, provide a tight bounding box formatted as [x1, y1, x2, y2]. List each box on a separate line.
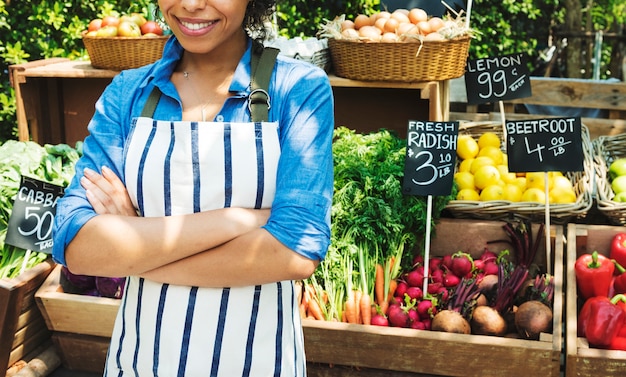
[308, 127, 456, 320]
[0, 140, 81, 279]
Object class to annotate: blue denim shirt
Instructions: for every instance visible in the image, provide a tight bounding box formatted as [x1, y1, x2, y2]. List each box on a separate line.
[52, 36, 334, 265]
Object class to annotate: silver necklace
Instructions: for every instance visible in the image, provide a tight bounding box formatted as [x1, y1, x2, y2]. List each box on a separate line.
[182, 71, 209, 121]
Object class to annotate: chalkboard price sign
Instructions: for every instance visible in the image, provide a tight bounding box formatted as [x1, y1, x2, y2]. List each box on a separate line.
[506, 117, 584, 173]
[464, 53, 532, 105]
[403, 120, 459, 196]
[5, 176, 65, 253]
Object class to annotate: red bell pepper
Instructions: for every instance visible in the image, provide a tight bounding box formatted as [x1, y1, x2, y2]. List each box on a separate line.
[575, 251, 615, 300]
[608, 295, 626, 351]
[613, 260, 626, 294]
[578, 295, 626, 347]
[610, 233, 626, 269]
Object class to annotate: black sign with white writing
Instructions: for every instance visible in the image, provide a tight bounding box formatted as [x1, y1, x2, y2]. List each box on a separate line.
[403, 120, 459, 196]
[506, 117, 583, 172]
[465, 53, 532, 105]
[6, 176, 64, 253]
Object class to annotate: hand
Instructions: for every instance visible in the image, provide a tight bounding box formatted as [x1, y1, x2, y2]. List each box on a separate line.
[81, 166, 138, 216]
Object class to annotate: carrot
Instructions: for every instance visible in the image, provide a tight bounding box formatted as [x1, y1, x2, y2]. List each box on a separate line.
[360, 292, 372, 325]
[355, 290, 363, 324]
[299, 302, 308, 319]
[375, 263, 385, 305]
[305, 285, 325, 321]
[388, 279, 398, 302]
[344, 290, 358, 324]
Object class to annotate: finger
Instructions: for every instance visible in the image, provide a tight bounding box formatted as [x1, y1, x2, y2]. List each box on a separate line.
[81, 175, 112, 214]
[101, 166, 138, 216]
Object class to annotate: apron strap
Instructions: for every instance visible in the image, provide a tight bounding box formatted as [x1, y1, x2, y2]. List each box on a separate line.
[141, 86, 162, 118]
[249, 42, 279, 122]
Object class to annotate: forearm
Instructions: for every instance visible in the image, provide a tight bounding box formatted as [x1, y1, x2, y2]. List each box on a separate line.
[140, 228, 319, 287]
[64, 207, 266, 277]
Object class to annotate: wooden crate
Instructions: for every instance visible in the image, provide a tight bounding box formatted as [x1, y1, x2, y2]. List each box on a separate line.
[0, 258, 54, 376]
[304, 218, 564, 377]
[565, 224, 626, 376]
[35, 264, 120, 372]
[35, 219, 564, 376]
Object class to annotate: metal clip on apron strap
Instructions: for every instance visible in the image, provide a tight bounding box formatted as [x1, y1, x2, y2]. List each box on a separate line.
[139, 42, 279, 121]
[249, 43, 279, 122]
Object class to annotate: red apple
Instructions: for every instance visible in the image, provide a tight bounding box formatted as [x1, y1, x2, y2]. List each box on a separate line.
[140, 20, 163, 36]
[87, 18, 103, 32]
[101, 15, 120, 28]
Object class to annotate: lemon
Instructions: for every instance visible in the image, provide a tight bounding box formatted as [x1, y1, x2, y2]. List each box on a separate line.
[521, 187, 546, 203]
[477, 146, 504, 165]
[470, 156, 496, 174]
[512, 176, 527, 192]
[551, 175, 574, 192]
[457, 135, 479, 160]
[549, 187, 577, 204]
[477, 132, 501, 149]
[457, 188, 480, 201]
[458, 158, 474, 173]
[526, 172, 552, 191]
[503, 183, 523, 202]
[454, 171, 475, 190]
[473, 165, 501, 190]
[496, 164, 517, 184]
[480, 184, 505, 201]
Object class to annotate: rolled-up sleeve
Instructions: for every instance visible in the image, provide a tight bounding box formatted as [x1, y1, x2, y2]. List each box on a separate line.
[52, 73, 131, 266]
[262, 64, 334, 261]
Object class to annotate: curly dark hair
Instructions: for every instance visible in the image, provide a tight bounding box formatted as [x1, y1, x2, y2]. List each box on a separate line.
[244, 0, 276, 41]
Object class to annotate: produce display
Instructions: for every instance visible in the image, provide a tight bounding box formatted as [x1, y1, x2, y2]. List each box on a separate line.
[0, 141, 81, 279]
[85, 12, 164, 38]
[318, 7, 473, 42]
[454, 131, 578, 204]
[575, 232, 626, 350]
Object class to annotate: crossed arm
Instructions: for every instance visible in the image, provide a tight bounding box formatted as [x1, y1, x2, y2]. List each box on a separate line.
[64, 166, 318, 287]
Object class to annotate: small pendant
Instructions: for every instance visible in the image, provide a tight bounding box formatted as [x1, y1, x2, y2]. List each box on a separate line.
[183, 71, 190, 79]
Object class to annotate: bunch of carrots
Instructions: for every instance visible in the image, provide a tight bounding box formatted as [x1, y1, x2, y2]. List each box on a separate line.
[299, 244, 404, 325]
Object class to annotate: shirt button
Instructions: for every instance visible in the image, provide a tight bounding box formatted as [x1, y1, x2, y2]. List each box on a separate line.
[216, 115, 224, 122]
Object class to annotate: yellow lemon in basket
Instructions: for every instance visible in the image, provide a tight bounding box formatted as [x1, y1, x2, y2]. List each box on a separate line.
[526, 172, 552, 191]
[512, 176, 527, 192]
[454, 171, 475, 191]
[521, 187, 546, 204]
[551, 175, 575, 192]
[470, 156, 496, 174]
[496, 164, 517, 184]
[457, 135, 479, 160]
[458, 158, 474, 173]
[549, 187, 577, 204]
[478, 132, 501, 149]
[503, 183, 523, 202]
[477, 146, 504, 165]
[473, 165, 501, 190]
[457, 188, 480, 201]
[480, 184, 505, 201]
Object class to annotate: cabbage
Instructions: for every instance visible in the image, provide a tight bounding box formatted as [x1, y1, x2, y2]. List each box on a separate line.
[61, 265, 96, 293]
[96, 276, 126, 299]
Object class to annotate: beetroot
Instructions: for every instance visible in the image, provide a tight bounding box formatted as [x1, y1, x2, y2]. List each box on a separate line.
[61, 266, 96, 293]
[96, 276, 127, 299]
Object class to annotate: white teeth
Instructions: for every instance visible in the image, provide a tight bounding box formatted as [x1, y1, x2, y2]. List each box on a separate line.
[181, 20, 214, 30]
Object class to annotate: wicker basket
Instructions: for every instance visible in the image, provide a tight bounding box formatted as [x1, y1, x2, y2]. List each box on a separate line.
[83, 33, 170, 71]
[593, 132, 626, 225]
[445, 121, 594, 224]
[328, 35, 470, 82]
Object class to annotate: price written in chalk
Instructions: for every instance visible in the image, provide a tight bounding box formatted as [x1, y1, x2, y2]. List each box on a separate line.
[5, 176, 65, 253]
[506, 117, 584, 173]
[464, 53, 532, 105]
[403, 120, 459, 196]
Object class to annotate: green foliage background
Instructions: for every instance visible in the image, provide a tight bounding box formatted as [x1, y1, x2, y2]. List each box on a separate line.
[0, 0, 622, 143]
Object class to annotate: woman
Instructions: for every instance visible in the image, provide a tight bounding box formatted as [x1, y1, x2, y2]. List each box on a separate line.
[52, 0, 334, 375]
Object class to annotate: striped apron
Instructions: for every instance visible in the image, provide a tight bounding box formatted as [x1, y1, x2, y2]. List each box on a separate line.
[103, 115, 306, 376]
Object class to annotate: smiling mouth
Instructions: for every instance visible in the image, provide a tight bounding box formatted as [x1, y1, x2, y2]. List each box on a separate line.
[180, 20, 215, 30]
